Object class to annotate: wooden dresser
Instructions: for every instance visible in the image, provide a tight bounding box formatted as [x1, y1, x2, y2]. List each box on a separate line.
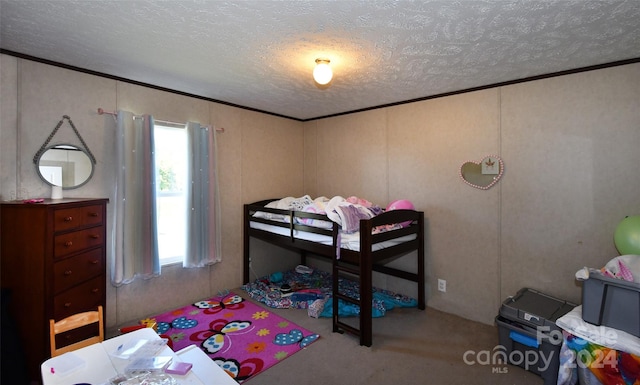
[0, 198, 108, 383]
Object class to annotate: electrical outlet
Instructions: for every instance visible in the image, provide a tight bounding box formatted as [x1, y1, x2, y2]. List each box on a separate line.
[438, 279, 446, 292]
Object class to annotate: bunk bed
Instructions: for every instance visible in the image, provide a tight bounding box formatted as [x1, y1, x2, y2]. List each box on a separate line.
[243, 197, 426, 346]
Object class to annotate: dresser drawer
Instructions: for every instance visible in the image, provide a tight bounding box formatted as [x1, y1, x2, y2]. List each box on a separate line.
[53, 276, 104, 320]
[54, 204, 104, 232]
[54, 226, 104, 258]
[53, 248, 104, 294]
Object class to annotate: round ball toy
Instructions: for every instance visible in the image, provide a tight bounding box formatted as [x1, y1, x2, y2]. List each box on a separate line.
[614, 215, 640, 255]
[386, 199, 415, 227]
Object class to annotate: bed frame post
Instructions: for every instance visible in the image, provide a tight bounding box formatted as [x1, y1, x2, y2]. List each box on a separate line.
[360, 219, 373, 347]
[243, 204, 250, 284]
[418, 212, 426, 310]
[332, 258, 340, 334]
[331, 224, 340, 335]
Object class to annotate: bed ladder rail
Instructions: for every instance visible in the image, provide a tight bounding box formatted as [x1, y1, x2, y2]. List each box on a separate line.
[332, 259, 372, 346]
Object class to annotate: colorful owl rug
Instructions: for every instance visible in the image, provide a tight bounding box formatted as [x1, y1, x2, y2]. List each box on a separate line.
[146, 292, 320, 383]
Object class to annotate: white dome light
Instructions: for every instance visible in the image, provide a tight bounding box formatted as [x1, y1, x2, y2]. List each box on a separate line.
[313, 58, 333, 85]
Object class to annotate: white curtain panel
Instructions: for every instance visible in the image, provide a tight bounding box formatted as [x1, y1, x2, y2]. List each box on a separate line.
[111, 110, 160, 285]
[184, 122, 222, 268]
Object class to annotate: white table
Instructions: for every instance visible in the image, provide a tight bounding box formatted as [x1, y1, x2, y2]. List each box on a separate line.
[41, 328, 237, 385]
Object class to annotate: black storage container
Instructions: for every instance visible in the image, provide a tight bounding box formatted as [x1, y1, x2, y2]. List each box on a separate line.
[496, 288, 577, 385]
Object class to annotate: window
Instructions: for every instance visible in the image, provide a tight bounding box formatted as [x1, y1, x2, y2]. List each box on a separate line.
[154, 123, 188, 265]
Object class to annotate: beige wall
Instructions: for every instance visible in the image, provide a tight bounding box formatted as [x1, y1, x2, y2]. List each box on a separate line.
[0, 55, 305, 328]
[2, 54, 639, 328]
[500, 66, 640, 305]
[304, 63, 640, 324]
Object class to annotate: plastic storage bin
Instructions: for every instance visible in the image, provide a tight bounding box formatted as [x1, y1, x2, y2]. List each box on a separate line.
[496, 288, 577, 385]
[581, 271, 640, 337]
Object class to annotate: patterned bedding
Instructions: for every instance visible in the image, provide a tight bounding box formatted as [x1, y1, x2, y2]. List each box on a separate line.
[241, 268, 418, 318]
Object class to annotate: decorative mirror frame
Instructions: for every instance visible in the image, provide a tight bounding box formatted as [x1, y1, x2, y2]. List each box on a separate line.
[33, 115, 97, 189]
[36, 144, 95, 189]
[459, 155, 505, 190]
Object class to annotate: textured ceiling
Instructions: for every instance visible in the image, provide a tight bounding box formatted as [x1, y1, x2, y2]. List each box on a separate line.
[1, 0, 640, 121]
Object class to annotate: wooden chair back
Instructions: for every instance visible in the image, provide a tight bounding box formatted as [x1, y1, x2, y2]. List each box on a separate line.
[49, 306, 104, 357]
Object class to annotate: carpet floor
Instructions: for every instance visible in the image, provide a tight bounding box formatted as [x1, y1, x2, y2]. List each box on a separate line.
[111, 290, 544, 385]
[233, 290, 543, 385]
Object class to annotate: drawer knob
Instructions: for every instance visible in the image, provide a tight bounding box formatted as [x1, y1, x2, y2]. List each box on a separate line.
[88, 212, 99, 217]
[91, 288, 99, 293]
[90, 234, 99, 239]
[90, 260, 99, 265]
[64, 216, 73, 222]
[64, 302, 72, 308]
[65, 241, 73, 247]
[64, 270, 72, 276]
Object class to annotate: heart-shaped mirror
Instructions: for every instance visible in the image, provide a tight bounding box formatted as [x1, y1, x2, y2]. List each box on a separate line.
[460, 155, 504, 190]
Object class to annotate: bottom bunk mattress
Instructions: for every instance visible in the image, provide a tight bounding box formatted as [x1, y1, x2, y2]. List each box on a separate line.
[241, 267, 417, 318]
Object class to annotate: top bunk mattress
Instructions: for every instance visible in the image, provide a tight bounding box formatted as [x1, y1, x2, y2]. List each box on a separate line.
[247, 195, 420, 252]
[248, 220, 416, 252]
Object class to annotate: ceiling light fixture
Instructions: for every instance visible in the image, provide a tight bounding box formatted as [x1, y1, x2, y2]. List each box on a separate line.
[313, 58, 333, 85]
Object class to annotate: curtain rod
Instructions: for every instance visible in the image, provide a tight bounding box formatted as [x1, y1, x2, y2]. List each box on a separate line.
[97, 108, 224, 132]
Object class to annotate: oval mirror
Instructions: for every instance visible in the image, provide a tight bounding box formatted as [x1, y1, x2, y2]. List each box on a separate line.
[36, 144, 94, 189]
[459, 155, 504, 190]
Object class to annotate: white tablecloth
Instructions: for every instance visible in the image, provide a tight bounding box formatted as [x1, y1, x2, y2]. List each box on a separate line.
[41, 328, 237, 385]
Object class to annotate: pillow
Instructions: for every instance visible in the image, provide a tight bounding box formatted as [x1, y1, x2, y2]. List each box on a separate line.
[252, 196, 314, 223]
[252, 200, 288, 222]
